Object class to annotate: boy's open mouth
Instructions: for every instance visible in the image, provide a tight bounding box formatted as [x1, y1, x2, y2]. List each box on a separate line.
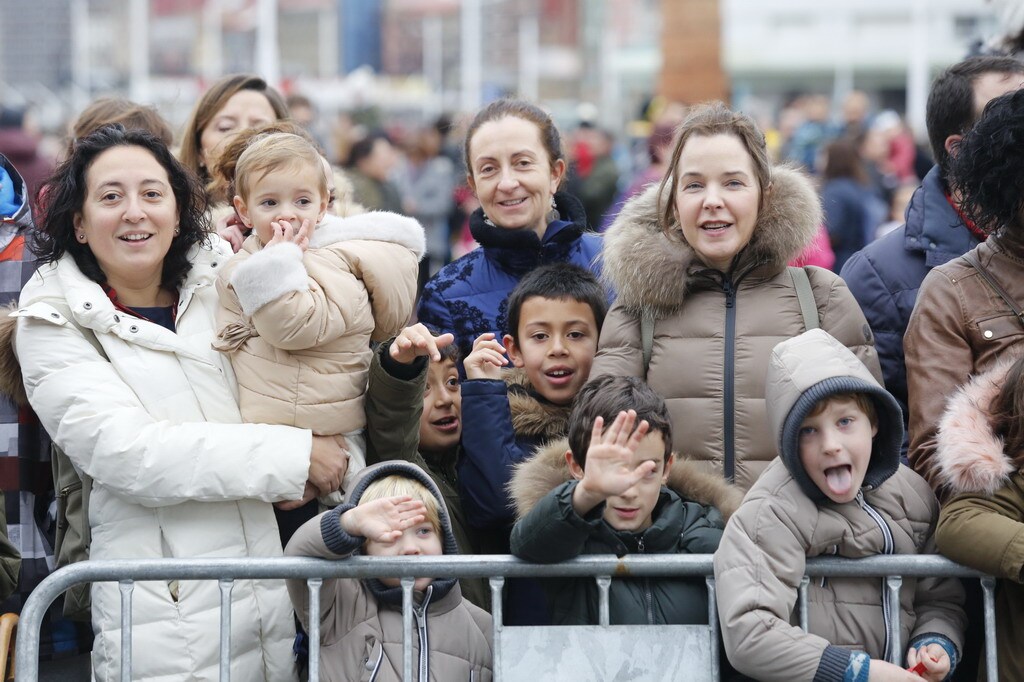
[823, 464, 853, 495]
[544, 368, 574, 386]
[431, 415, 459, 433]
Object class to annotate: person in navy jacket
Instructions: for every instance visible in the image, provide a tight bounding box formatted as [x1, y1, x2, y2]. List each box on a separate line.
[416, 98, 603, 363]
[839, 55, 1024, 457]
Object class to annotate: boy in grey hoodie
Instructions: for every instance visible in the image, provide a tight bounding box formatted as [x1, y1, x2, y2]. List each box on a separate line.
[714, 329, 965, 682]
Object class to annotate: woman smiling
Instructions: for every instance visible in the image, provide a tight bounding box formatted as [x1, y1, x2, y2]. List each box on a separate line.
[594, 103, 880, 492]
[13, 126, 348, 681]
[417, 99, 603, 361]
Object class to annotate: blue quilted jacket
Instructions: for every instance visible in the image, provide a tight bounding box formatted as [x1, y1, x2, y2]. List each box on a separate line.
[839, 166, 981, 457]
[417, 191, 603, 358]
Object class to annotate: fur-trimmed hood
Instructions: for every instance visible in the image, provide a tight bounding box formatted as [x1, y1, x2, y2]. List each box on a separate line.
[934, 358, 1021, 496]
[509, 437, 745, 521]
[504, 368, 572, 441]
[602, 164, 821, 315]
[308, 210, 426, 259]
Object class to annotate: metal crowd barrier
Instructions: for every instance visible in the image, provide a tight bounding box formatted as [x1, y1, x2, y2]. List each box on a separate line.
[14, 554, 997, 681]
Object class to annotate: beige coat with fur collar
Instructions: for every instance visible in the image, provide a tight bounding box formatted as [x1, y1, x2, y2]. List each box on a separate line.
[215, 211, 424, 438]
[593, 165, 880, 491]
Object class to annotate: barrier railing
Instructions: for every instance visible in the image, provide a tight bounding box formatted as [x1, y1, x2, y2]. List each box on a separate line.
[15, 555, 997, 681]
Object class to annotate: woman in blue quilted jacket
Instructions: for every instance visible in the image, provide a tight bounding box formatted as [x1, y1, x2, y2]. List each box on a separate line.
[416, 98, 603, 361]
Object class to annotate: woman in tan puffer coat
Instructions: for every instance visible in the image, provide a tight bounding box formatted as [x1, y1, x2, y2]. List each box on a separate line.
[593, 102, 880, 491]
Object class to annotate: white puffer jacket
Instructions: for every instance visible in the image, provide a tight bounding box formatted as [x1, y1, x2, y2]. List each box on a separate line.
[14, 239, 309, 681]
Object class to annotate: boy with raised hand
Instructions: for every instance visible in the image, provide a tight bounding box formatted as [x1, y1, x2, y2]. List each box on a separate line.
[363, 322, 489, 608]
[509, 375, 728, 625]
[713, 329, 965, 682]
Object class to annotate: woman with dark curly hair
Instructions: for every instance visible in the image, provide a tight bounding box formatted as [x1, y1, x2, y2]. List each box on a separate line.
[904, 88, 1024, 492]
[11, 125, 347, 681]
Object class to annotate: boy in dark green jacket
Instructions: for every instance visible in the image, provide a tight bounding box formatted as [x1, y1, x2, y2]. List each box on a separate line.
[363, 322, 489, 609]
[509, 375, 732, 625]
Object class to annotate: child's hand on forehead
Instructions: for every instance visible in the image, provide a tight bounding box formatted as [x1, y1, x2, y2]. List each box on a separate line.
[390, 323, 456, 364]
[266, 218, 312, 253]
[340, 495, 428, 544]
[464, 333, 507, 380]
[574, 411, 656, 506]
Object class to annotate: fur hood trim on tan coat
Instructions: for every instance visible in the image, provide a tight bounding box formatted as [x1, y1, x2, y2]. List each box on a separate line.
[509, 437, 745, 521]
[0, 303, 25, 405]
[602, 164, 821, 316]
[504, 368, 571, 441]
[935, 357, 1021, 496]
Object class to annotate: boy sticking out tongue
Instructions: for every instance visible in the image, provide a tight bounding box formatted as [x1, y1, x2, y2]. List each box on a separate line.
[714, 329, 966, 682]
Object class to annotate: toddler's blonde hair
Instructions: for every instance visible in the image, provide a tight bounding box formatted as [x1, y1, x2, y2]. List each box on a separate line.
[233, 132, 328, 203]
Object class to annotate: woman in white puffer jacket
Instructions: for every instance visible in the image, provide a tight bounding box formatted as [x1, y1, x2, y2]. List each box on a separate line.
[12, 125, 349, 681]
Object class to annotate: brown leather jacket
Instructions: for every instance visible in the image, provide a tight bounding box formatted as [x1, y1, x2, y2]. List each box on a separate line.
[905, 239, 1024, 495]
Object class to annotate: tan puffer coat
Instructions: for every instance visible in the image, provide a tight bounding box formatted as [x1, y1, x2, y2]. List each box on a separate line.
[215, 211, 424, 437]
[714, 330, 965, 682]
[594, 165, 881, 491]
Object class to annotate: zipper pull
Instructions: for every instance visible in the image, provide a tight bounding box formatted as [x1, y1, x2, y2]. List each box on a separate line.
[722, 278, 736, 308]
[637, 536, 645, 553]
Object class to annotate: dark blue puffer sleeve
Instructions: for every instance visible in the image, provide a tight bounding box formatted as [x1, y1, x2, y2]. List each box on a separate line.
[457, 378, 532, 528]
[840, 246, 910, 458]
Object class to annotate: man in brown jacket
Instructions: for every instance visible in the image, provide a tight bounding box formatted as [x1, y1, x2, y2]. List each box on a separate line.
[715, 330, 965, 682]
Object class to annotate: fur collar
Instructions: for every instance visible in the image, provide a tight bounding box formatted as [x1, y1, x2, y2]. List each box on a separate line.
[601, 164, 821, 315]
[509, 437, 745, 521]
[0, 303, 25, 405]
[935, 358, 1020, 496]
[307, 211, 426, 258]
[504, 368, 571, 441]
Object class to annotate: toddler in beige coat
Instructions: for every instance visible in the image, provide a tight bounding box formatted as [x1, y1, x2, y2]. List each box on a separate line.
[215, 132, 424, 506]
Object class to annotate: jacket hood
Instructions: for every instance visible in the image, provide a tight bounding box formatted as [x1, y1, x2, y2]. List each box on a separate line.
[765, 329, 902, 504]
[602, 163, 821, 315]
[342, 460, 460, 556]
[509, 437, 745, 520]
[934, 358, 1020, 496]
[0, 154, 32, 231]
[308, 210, 426, 259]
[339, 460, 461, 603]
[504, 368, 571, 441]
[903, 165, 979, 264]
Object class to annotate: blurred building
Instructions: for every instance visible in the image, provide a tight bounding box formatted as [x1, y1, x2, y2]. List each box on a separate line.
[724, 0, 999, 133]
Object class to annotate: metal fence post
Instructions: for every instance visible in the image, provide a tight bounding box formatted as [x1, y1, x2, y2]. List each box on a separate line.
[307, 577, 322, 682]
[218, 579, 233, 681]
[119, 580, 134, 682]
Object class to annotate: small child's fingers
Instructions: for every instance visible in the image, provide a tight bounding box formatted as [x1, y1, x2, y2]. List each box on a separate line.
[434, 333, 456, 350]
[590, 416, 606, 444]
[632, 460, 658, 480]
[905, 647, 918, 668]
[610, 410, 637, 445]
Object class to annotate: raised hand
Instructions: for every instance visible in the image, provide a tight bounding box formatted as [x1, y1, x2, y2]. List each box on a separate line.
[266, 218, 312, 252]
[216, 212, 247, 253]
[464, 333, 506, 380]
[340, 495, 428, 543]
[390, 323, 456, 364]
[572, 410, 656, 515]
